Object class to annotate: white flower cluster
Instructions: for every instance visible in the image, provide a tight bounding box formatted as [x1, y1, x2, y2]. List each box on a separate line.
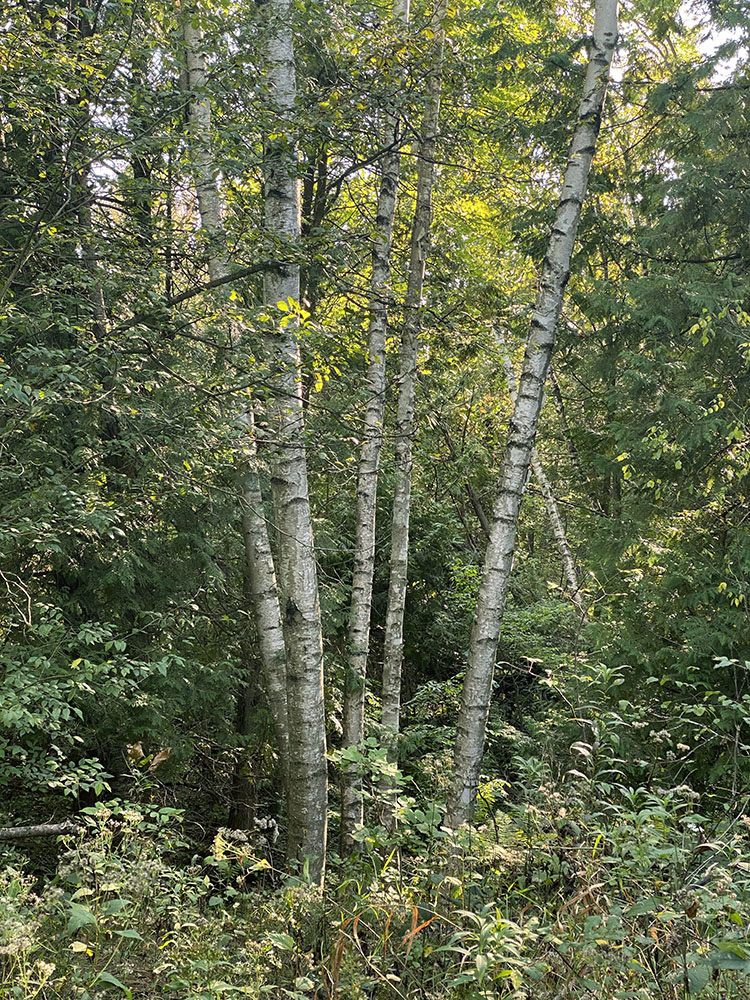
[648, 729, 671, 743]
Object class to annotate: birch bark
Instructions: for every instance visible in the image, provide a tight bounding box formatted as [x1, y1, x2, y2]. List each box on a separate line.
[182, 17, 227, 283]
[181, 14, 289, 768]
[381, 0, 447, 777]
[261, 0, 327, 883]
[446, 0, 617, 829]
[240, 410, 290, 770]
[340, 0, 411, 850]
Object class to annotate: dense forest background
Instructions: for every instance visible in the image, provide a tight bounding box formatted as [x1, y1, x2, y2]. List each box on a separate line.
[1, 0, 750, 995]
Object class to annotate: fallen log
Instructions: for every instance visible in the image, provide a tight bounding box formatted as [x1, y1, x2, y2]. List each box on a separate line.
[0, 821, 79, 841]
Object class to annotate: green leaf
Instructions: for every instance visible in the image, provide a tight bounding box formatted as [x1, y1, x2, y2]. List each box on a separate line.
[475, 953, 489, 983]
[626, 897, 662, 917]
[687, 964, 710, 995]
[707, 948, 750, 971]
[267, 932, 295, 950]
[93, 971, 132, 997]
[100, 898, 130, 915]
[113, 929, 142, 940]
[715, 941, 749, 956]
[67, 902, 96, 934]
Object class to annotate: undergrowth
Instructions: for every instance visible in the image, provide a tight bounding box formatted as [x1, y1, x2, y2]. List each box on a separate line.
[2, 658, 749, 999]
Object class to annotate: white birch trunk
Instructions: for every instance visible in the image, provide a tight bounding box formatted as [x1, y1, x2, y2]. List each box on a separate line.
[446, 0, 617, 829]
[240, 411, 290, 770]
[181, 14, 290, 768]
[340, 0, 411, 851]
[381, 0, 446, 746]
[262, 0, 327, 883]
[182, 18, 228, 283]
[531, 455, 586, 614]
[497, 332, 586, 616]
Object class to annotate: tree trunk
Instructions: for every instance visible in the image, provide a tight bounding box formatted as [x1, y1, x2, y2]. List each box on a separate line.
[181, 12, 289, 771]
[380, 0, 446, 823]
[241, 411, 290, 770]
[340, 0, 410, 851]
[531, 454, 585, 614]
[446, 0, 617, 829]
[496, 331, 585, 616]
[261, 0, 327, 884]
[182, 18, 228, 283]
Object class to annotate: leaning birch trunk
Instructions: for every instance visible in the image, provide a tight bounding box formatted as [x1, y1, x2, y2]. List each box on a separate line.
[496, 331, 586, 617]
[446, 0, 617, 829]
[340, 0, 411, 851]
[182, 14, 290, 768]
[380, 0, 447, 818]
[261, 0, 328, 883]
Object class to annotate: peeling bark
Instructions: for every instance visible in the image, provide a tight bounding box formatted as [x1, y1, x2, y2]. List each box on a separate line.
[446, 0, 618, 829]
[241, 411, 290, 770]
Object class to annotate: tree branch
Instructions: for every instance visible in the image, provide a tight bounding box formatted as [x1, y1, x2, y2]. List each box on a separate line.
[117, 260, 282, 333]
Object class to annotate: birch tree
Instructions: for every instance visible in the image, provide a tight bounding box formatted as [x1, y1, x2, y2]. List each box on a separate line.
[261, 0, 328, 882]
[446, 0, 618, 829]
[380, 0, 447, 798]
[181, 17, 228, 284]
[181, 13, 289, 768]
[340, 0, 411, 851]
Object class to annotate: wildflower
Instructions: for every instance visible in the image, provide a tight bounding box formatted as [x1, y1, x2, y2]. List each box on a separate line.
[0, 932, 34, 955]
